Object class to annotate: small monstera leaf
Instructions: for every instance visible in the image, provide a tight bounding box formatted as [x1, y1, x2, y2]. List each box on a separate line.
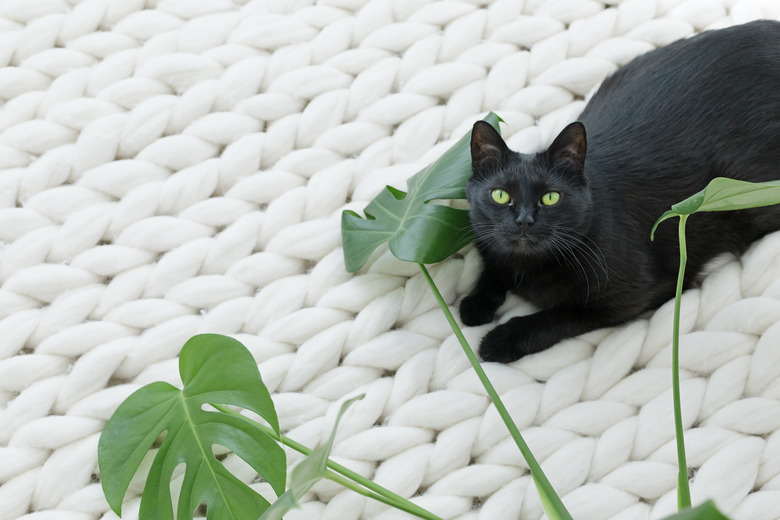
[653, 177, 780, 238]
[98, 334, 285, 520]
[342, 112, 502, 272]
[259, 394, 365, 520]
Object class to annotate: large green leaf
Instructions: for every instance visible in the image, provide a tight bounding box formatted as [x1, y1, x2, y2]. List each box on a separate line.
[652, 177, 780, 238]
[259, 395, 364, 520]
[98, 334, 285, 520]
[341, 112, 502, 272]
[660, 501, 731, 520]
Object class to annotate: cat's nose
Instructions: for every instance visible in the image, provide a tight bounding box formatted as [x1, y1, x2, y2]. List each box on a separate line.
[515, 209, 535, 232]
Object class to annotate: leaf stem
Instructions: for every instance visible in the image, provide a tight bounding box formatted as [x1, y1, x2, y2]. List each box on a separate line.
[673, 215, 692, 509]
[212, 405, 443, 520]
[321, 469, 431, 515]
[417, 263, 572, 520]
[280, 431, 442, 520]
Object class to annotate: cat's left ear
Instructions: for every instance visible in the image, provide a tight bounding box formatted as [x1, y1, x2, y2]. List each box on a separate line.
[547, 122, 587, 171]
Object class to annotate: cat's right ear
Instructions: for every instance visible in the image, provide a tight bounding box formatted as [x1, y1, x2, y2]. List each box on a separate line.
[471, 121, 508, 176]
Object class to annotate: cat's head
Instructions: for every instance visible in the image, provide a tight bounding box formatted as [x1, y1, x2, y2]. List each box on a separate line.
[466, 120, 594, 259]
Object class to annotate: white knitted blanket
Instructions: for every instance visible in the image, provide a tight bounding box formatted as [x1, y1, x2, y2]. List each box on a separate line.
[3, 1, 780, 520]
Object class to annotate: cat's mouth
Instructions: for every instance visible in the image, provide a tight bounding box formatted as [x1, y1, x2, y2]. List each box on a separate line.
[512, 231, 537, 242]
[510, 233, 539, 252]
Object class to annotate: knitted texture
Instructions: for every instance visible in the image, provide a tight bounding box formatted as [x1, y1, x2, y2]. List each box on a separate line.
[2, 1, 780, 519]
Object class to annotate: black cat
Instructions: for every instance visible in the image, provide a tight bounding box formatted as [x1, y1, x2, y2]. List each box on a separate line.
[461, 20, 780, 363]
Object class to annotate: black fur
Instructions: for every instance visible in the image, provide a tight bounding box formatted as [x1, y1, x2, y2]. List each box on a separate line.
[462, 20, 780, 363]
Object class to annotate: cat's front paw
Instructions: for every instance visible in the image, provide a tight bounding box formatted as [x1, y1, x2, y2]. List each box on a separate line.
[459, 294, 496, 326]
[479, 321, 526, 363]
[478, 317, 544, 363]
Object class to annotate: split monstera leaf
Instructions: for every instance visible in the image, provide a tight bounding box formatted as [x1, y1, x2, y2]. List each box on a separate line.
[98, 334, 286, 519]
[341, 112, 501, 272]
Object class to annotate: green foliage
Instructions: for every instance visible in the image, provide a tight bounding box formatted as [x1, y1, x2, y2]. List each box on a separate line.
[652, 176, 780, 516]
[98, 334, 285, 520]
[341, 112, 502, 272]
[653, 177, 780, 236]
[99, 335, 440, 520]
[662, 501, 731, 520]
[259, 395, 364, 520]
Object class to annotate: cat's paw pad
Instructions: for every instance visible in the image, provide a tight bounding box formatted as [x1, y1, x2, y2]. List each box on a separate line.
[459, 294, 496, 326]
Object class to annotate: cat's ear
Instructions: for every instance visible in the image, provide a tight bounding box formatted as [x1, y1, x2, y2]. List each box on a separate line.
[471, 121, 509, 175]
[548, 122, 587, 171]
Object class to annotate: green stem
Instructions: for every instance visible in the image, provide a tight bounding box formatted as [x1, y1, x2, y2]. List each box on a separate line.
[321, 469, 393, 503]
[213, 405, 443, 520]
[321, 468, 434, 516]
[673, 215, 692, 509]
[280, 430, 442, 520]
[418, 263, 572, 520]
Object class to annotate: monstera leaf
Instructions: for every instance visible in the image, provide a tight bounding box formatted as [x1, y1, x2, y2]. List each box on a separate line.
[653, 177, 780, 236]
[98, 334, 285, 520]
[259, 394, 364, 520]
[342, 112, 502, 272]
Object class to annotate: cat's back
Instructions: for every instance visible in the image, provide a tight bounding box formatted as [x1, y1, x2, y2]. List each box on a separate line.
[580, 20, 780, 152]
[578, 19, 780, 204]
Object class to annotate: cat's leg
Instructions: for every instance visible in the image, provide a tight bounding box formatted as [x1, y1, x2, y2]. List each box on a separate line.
[460, 267, 508, 326]
[479, 307, 621, 363]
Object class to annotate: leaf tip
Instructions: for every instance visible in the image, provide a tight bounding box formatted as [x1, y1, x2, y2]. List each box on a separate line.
[651, 210, 677, 241]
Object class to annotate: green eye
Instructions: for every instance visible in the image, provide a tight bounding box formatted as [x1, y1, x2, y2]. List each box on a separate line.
[541, 191, 560, 206]
[491, 189, 511, 205]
